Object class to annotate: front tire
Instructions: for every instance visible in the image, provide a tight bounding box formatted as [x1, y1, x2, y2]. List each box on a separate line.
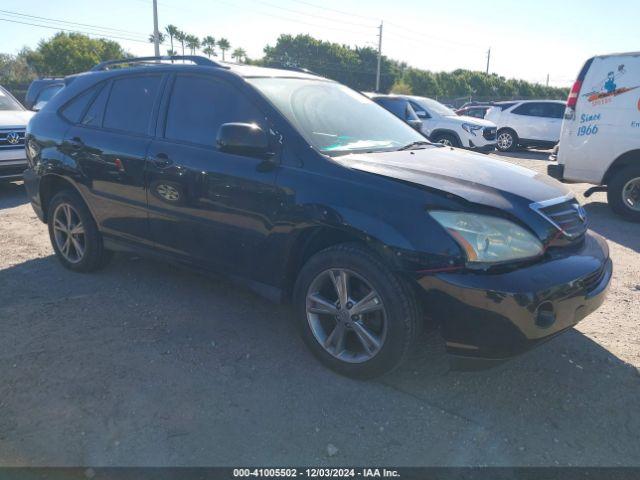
[496, 129, 517, 152]
[293, 243, 420, 379]
[431, 132, 460, 148]
[47, 190, 112, 272]
[607, 166, 640, 222]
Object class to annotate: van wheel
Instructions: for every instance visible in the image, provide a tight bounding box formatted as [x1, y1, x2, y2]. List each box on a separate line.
[293, 243, 420, 379]
[47, 190, 112, 272]
[431, 132, 460, 148]
[607, 166, 640, 222]
[496, 129, 517, 152]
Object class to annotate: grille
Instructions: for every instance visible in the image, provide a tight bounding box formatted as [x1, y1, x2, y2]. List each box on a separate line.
[581, 267, 605, 292]
[0, 129, 26, 150]
[532, 197, 588, 239]
[483, 127, 497, 140]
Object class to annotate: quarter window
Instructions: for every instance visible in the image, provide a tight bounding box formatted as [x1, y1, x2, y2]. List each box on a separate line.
[512, 102, 548, 117]
[82, 83, 110, 127]
[103, 75, 162, 135]
[61, 85, 101, 123]
[165, 75, 263, 146]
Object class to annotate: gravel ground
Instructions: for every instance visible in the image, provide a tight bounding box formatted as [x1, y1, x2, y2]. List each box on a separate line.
[0, 151, 638, 467]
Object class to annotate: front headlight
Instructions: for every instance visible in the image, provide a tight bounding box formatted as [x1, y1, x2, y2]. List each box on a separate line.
[430, 211, 543, 265]
[461, 123, 483, 136]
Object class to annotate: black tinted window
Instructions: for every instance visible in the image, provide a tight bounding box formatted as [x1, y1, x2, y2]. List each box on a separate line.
[546, 103, 566, 119]
[82, 83, 110, 126]
[103, 75, 162, 135]
[375, 98, 412, 120]
[165, 75, 263, 146]
[512, 102, 547, 117]
[61, 85, 100, 123]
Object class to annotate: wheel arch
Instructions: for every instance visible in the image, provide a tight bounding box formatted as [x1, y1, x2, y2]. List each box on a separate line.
[602, 149, 640, 185]
[39, 174, 85, 223]
[281, 225, 404, 303]
[429, 129, 462, 146]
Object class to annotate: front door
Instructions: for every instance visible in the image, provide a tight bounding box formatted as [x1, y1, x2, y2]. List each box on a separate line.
[146, 74, 281, 277]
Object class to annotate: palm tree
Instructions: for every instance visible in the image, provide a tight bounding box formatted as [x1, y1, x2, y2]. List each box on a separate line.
[217, 38, 230, 61]
[148, 32, 166, 45]
[185, 35, 200, 55]
[202, 36, 216, 57]
[202, 46, 215, 59]
[175, 30, 186, 56]
[231, 48, 247, 63]
[165, 24, 179, 56]
[166, 49, 177, 56]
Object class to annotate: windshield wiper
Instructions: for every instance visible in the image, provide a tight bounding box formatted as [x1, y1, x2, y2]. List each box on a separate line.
[397, 141, 433, 151]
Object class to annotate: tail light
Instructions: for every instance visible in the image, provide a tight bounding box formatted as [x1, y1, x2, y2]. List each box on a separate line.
[567, 80, 582, 109]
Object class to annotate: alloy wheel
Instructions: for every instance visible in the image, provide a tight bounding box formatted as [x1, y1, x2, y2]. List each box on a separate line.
[52, 203, 86, 263]
[622, 177, 640, 212]
[497, 132, 513, 150]
[306, 268, 387, 363]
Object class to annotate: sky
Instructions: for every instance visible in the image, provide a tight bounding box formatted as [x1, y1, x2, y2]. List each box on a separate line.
[0, 0, 638, 88]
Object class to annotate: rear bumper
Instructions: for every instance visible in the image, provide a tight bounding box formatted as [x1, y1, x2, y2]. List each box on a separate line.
[417, 232, 611, 361]
[547, 163, 564, 180]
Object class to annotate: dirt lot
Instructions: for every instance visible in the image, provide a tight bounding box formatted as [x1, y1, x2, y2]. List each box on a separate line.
[0, 151, 638, 467]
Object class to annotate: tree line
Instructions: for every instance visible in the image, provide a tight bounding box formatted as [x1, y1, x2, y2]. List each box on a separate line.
[0, 30, 568, 104]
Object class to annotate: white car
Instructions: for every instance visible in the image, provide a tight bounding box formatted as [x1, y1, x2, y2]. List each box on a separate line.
[548, 51, 640, 221]
[485, 100, 566, 152]
[369, 94, 497, 152]
[0, 85, 34, 182]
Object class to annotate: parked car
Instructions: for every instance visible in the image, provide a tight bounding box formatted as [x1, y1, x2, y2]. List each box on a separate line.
[24, 56, 611, 378]
[485, 100, 566, 152]
[24, 78, 66, 111]
[455, 105, 491, 119]
[369, 94, 497, 152]
[548, 52, 640, 221]
[0, 85, 34, 182]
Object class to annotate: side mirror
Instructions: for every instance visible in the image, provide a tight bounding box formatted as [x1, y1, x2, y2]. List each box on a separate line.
[217, 123, 270, 157]
[415, 110, 428, 119]
[407, 119, 423, 131]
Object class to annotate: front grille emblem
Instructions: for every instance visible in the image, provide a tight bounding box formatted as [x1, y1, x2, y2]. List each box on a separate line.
[6, 132, 20, 145]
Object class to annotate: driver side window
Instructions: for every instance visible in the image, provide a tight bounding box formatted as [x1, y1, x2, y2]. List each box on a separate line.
[164, 75, 265, 147]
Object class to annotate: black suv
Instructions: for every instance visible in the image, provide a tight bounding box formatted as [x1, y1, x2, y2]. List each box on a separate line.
[24, 56, 612, 378]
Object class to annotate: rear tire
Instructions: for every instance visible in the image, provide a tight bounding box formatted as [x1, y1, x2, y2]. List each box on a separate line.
[496, 128, 517, 152]
[47, 190, 112, 272]
[431, 132, 460, 148]
[607, 166, 640, 222]
[293, 243, 420, 379]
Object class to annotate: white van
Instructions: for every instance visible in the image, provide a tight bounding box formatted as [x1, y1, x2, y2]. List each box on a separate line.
[548, 52, 640, 221]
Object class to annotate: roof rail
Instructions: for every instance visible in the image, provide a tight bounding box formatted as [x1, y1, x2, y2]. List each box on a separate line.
[91, 55, 228, 71]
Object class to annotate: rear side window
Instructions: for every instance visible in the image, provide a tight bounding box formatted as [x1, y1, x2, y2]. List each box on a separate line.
[546, 103, 566, 119]
[82, 83, 110, 127]
[37, 84, 64, 104]
[103, 75, 162, 135]
[165, 75, 263, 146]
[61, 85, 101, 123]
[375, 98, 415, 121]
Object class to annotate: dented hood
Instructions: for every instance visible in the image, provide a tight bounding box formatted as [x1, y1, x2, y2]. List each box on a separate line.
[334, 146, 571, 210]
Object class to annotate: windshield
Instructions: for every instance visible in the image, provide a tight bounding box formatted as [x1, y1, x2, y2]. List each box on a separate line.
[413, 97, 456, 117]
[247, 78, 425, 155]
[0, 87, 24, 111]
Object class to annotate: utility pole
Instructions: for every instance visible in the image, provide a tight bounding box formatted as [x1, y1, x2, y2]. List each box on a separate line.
[375, 21, 383, 92]
[152, 0, 160, 57]
[485, 47, 491, 74]
[546, 73, 550, 87]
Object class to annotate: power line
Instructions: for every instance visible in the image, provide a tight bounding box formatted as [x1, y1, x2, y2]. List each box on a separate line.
[288, 0, 380, 22]
[248, 0, 378, 28]
[0, 17, 150, 44]
[0, 8, 148, 39]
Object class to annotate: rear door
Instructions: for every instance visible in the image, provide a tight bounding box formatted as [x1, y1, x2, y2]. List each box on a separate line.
[64, 73, 166, 245]
[510, 102, 555, 141]
[146, 73, 281, 276]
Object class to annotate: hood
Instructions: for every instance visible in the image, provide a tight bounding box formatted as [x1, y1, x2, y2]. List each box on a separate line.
[444, 114, 495, 128]
[0, 110, 34, 129]
[335, 146, 571, 211]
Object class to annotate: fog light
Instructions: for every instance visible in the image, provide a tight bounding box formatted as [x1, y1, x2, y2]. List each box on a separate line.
[535, 302, 556, 328]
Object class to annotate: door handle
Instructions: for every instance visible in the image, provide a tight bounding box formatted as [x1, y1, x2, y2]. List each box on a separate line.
[151, 153, 173, 168]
